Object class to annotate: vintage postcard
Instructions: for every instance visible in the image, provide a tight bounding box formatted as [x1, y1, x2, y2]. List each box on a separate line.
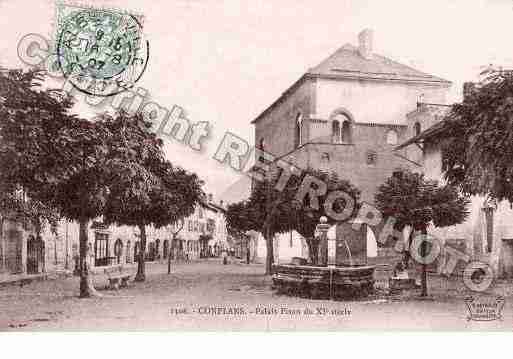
[1, 0, 513, 332]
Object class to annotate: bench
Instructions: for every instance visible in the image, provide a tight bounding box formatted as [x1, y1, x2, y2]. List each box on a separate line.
[104, 265, 132, 290]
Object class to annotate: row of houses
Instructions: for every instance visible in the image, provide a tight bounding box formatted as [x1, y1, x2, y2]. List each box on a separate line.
[0, 196, 229, 278]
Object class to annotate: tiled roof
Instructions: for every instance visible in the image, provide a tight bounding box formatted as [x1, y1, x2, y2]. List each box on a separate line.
[252, 44, 451, 124]
[395, 119, 448, 150]
[308, 44, 451, 84]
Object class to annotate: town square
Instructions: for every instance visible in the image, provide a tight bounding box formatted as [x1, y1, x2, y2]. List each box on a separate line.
[2, 0, 513, 337]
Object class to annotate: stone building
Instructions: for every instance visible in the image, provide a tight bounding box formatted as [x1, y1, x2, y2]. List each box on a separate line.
[251, 29, 451, 262]
[397, 104, 513, 278]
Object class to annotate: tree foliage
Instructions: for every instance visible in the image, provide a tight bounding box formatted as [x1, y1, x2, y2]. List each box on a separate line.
[102, 111, 205, 281]
[375, 170, 469, 231]
[226, 167, 360, 271]
[374, 170, 470, 296]
[439, 71, 513, 204]
[1, 68, 204, 294]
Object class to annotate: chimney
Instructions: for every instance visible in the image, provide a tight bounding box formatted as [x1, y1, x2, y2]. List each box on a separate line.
[358, 29, 374, 60]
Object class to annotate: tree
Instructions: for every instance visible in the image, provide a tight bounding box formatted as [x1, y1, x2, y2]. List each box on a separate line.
[167, 219, 184, 274]
[102, 111, 204, 282]
[225, 205, 252, 264]
[0, 69, 199, 296]
[0, 68, 112, 297]
[374, 170, 470, 297]
[438, 70, 513, 204]
[291, 169, 360, 265]
[226, 167, 360, 274]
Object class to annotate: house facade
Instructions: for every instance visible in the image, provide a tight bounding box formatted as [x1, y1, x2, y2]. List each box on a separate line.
[398, 104, 513, 279]
[250, 29, 452, 263]
[0, 197, 229, 279]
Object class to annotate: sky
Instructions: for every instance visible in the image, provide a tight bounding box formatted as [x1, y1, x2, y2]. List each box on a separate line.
[1, 0, 513, 202]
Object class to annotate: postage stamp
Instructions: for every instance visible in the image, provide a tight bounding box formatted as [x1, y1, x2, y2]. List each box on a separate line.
[55, 2, 149, 97]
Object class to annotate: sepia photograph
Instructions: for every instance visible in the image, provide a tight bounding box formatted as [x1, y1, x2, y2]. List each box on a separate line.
[1, 0, 513, 337]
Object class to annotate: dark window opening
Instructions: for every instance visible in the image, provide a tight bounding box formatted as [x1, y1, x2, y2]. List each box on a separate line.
[295, 113, 303, 148]
[366, 150, 377, 165]
[332, 120, 341, 143]
[341, 120, 352, 143]
[414, 122, 421, 136]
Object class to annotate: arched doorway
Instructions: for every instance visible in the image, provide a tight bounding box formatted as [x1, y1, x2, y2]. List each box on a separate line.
[114, 238, 123, 264]
[125, 240, 131, 263]
[27, 235, 44, 274]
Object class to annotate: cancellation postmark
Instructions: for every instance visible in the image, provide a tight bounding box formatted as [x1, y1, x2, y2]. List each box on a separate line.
[55, 3, 149, 97]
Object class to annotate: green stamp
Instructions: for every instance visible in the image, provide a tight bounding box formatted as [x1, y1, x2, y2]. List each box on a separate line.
[56, 3, 149, 97]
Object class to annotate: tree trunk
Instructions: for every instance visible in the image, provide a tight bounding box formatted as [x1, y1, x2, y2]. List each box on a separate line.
[79, 219, 101, 298]
[420, 227, 428, 297]
[307, 237, 319, 265]
[1, 217, 5, 273]
[264, 227, 274, 275]
[168, 235, 175, 275]
[135, 224, 147, 282]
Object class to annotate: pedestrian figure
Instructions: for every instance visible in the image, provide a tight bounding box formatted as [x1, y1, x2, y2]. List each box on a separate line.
[222, 250, 228, 265]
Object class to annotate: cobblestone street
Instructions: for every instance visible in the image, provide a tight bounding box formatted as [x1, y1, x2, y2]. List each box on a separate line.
[0, 259, 511, 331]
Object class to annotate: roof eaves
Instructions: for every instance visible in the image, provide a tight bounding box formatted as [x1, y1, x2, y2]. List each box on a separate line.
[395, 120, 448, 150]
[251, 74, 311, 124]
[308, 71, 451, 86]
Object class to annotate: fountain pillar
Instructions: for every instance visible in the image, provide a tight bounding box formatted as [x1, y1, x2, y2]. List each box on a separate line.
[316, 216, 331, 267]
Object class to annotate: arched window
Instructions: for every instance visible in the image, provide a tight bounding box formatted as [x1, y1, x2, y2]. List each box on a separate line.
[386, 130, 398, 145]
[414, 122, 421, 136]
[259, 138, 265, 150]
[332, 114, 352, 143]
[295, 113, 303, 148]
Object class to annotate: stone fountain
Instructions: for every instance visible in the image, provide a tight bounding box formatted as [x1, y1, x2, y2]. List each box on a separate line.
[272, 217, 375, 299]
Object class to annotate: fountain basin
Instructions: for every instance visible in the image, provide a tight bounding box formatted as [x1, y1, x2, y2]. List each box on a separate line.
[272, 263, 375, 299]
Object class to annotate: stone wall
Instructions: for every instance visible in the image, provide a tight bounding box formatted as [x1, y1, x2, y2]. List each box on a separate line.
[254, 78, 315, 157]
[315, 78, 448, 125]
